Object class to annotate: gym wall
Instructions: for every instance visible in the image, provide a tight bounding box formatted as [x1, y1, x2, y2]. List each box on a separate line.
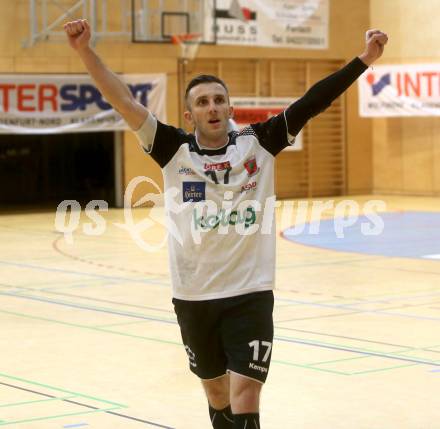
[370, 0, 440, 196]
[1, 0, 372, 204]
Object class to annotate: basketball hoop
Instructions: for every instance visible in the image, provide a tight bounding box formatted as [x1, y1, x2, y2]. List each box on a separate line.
[171, 33, 202, 62]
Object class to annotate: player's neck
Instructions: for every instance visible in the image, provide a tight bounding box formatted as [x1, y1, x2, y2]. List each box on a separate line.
[195, 130, 229, 149]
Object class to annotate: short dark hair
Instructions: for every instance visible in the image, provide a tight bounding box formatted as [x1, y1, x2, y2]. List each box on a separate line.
[184, 74, 229, 108]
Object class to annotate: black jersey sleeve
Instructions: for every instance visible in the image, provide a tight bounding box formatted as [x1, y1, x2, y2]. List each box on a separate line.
[134, 114, 188, 168]
[251, 57, 368, 156]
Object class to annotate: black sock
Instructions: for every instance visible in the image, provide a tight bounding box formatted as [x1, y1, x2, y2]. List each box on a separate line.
[209, 404, 234, 428]
[233, 413, 260, 429]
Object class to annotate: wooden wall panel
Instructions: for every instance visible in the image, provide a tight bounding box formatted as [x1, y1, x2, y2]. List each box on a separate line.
[275, 151, 309, 199]
[1, 0, 372, 202]
[433, 119, 440, 193]
[220, 59, 258, 96]
[0, 57, 14, 72]
[270, 60, 306, 97]
[182, 58, 345, 198]
[345, 83, 372, 195]
[373, 119, 403, 193]
[306, 61, 345, 197]
[123, 132, 164, 207]
[370, 0, 440, 196]
[401, 119, 434, 195]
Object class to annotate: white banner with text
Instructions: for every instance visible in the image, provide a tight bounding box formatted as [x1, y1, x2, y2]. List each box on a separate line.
[358, 64, 440, 117]
[0, 74, 166, 134]
[213, 0, 328, 49]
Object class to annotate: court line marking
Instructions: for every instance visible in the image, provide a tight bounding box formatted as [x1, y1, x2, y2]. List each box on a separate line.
[0, 309, 181, 346]
[273, 285, 440, 310]
[63, 424, 89, 428]
[274, 300, 440, 322]
[0, 260, 169, 286]
[274, 296, 440, 322]
[275, 326, 411, 349]
[275, 334, 440, 363]
[0, 280, 438, 354]
[1, 278, 438, 372]
[276, 256, 384, 270]
[4, 281, 439, 330]
[7, 278, 440, 324]
[0, 292, 426, 359]
[53, 235, 169, 279]
[0, 300, 412, 362]
[272, 359, 348, 376]
[275, 336, 440, 368]
[0, 282, 174, 314]
[272, 358, 418, 376]
[6, 284, 435, 366]
[0, 405, 121, 426]
[311, 285, 440, 302]
[346, 262, 440, 277]
[1, 308, 439, 378]
[3, 287, 440, 364]
[339, 292, 440, 306]
[0, 292, 177, 325]
[424, 347, 440, 353]
[0, 375, 125, 408]
[349, 363, 419, 375]
[0, 379, 174, 428]
[0, 395, 77, 408]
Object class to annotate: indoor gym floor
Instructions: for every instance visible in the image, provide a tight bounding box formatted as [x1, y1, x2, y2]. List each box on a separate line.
[0, 195, 439, 429]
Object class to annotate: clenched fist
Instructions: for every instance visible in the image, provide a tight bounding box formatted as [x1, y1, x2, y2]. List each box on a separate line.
[64, 19, 91, 51]
[359, 29, 389, 66]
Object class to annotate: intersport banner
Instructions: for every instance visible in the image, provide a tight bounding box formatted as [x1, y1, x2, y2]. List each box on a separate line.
[358, 64, 440, 117]
[214, 0, 328, 49]
[0, 74, 166, 134]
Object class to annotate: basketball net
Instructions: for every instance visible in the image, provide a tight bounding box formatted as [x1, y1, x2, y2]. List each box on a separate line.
[171, 33, 202, 62]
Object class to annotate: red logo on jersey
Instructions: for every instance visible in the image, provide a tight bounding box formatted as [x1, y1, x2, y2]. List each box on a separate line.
[241, 181, 257, 193]
[244, 157, 259, 177]
[204, 161, 231, 171]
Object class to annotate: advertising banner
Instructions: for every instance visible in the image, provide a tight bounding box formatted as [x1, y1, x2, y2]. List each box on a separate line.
[358, 64, 440, 117]
[230, 97, 303, 151]
[0, 74, 166, 134]
[214, 0, 328, 49]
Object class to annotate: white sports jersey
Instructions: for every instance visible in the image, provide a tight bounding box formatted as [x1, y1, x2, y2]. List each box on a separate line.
[135, 112, 294, 300]
[134, 58, 367, 300]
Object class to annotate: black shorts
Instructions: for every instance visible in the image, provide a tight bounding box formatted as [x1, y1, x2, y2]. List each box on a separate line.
[172, 290, 274, 383]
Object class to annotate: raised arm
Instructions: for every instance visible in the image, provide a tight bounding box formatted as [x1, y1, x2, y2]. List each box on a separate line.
[64, 19, 148, 130]
[285, 29, 388, 137]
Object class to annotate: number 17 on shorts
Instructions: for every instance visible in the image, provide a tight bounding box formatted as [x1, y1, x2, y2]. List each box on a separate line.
[248, 340, 272, 375]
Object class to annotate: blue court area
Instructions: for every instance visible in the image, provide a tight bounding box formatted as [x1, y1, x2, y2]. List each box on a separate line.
[282, 211, 440, 260]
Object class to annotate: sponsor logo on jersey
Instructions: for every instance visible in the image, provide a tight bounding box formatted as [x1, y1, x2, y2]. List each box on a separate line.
[183, 182, 206, 202]
[241, 181, 257, 193]
[193, 206, 256, 230]
[204, 161, 231, 171]
[244, 157, 259, 177]
[178, 166, 196, 175]
[249, 362, 268, 373]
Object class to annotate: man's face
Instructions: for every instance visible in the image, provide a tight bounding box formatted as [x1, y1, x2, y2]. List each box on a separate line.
[184, 82, 233, 142]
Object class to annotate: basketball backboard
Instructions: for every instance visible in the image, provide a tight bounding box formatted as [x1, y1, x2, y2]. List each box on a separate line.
[132, 0, 217, 44]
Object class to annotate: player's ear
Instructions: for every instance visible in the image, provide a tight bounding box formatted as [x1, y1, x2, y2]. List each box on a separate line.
[229, 105, 234, 118]
[184, 110, 194, 127]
